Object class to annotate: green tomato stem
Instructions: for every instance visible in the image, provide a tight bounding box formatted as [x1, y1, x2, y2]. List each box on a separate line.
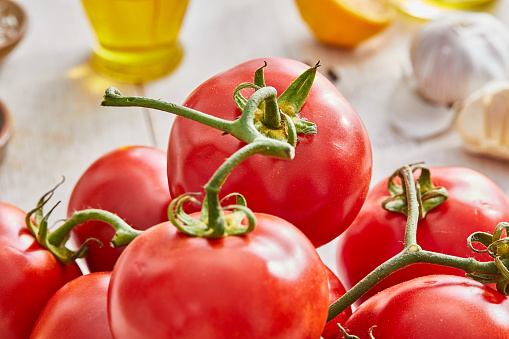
[198, 138, 294, 237]
[328, 246, 505, 321]
[103, 87, 236, 137]
[48, 209, 143, 248]
[261, 94, 281, 130]
[167, 137, 293, 239]
[25, 183, 143, 264]
[401, 165, 419, 246]
[102, 86, 281, 145]
[414, 250, 503, 275]
[328, 246, 419, 321]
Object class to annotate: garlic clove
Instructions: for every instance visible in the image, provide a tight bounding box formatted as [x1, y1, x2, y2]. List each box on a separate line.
[455, 80, 509, 160]
[388, 74, 456, 140]
[410, 12, 509, 106]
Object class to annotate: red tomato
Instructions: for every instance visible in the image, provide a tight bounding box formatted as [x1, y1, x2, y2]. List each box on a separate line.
[322, 266, 352, 339]
[336, 166, 509, 304]
[342, 275, 509, 339]
[31, 272, 112, 339]
[108, 213, 329, 338]
[67, 146, 171, 272]
[0, 202, 82, 339]
[167, 57, 372, 247]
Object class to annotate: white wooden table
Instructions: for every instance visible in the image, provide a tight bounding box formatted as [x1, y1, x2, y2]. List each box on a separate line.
[1, 0, 508, 272]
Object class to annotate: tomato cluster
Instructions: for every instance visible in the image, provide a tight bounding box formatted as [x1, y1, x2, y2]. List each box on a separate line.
[336, 166, 509, 305]
[2, 58, 509, 339]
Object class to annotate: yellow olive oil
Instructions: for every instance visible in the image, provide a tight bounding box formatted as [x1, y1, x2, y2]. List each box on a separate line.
[81, 0, 189, 82]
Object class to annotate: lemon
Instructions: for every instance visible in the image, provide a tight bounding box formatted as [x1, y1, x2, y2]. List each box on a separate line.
[295, 0, 396, 48]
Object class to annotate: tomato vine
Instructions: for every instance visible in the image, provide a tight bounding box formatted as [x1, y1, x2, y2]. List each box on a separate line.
[28, 62, 321, 260]
[328, 163, 509, 321]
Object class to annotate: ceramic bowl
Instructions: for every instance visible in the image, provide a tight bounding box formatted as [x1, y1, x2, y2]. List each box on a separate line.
[0, 98, 13, 163]
[0, 0, 27, 64]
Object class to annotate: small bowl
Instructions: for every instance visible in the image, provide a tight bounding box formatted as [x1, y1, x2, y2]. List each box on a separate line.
[0, 98, 13, 163]
[0, 0, 27, 64]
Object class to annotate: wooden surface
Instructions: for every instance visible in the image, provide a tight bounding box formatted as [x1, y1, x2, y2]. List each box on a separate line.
[1, 0, 509, 272]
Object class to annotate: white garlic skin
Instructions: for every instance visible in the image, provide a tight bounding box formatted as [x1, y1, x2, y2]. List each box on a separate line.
[410, 12, 509, 106]
[455, 80, 509, 160]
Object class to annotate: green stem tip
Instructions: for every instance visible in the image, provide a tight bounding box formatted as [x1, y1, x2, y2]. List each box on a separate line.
[26, 180, 142, 264]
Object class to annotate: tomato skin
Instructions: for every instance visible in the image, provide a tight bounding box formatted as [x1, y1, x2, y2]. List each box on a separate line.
[336, 166, 509, 304]
[31, 272, 112, 339]
[167, 57, 372, 247]
[67, 146, 171, 272]
[342, 275, 509, 339]
[0, 202, 82, 339]
[322, 266, 352, 339]
[108, 213, 329, 339]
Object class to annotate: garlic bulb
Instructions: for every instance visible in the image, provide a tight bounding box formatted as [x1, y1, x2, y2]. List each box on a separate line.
[410, 12, 509, 106]
[455, 80, 509, 160]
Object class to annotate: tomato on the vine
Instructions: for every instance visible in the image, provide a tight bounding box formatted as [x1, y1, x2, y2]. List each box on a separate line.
[31, 272, 112, 339]
[342, 275, 509, 339]
[167, 57, 372, 247]
[108, 213, 329, 338]
[0, 202, 82, 339]
[67, 145, 171, 272]
[336, 166, 509, 304]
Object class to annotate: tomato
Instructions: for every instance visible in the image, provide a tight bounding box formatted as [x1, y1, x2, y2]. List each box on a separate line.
[31, 272, 112, 339]
[108, 213, 329, 338]
[336, 166, 509, 304]
[67, 145, 171, 272]
[167, 57, 372, 247]
[0, 202, 82, 339]
[322, 266, 352, 339]
[342, 275, 509, 339]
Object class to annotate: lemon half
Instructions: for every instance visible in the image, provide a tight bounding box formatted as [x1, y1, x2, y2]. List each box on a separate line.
[295, 0, 396, 48]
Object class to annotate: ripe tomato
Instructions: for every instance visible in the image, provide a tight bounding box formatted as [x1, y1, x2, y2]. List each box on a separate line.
[31, 272, 112, 339]
[342, 275, 509, 339]
[0, 202, 82, 339]
[108, 213, 329, 338]
[322, 266, 352, 339]
[67, 146, 171, 272]
[167, 57, 372, 247]
[336, 166, 509, 304]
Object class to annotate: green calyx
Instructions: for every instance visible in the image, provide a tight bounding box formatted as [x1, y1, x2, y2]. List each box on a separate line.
[382, 163, 448, 219]
[168, 192, 256, 238]
[467, 222, 509, 293]
[26, 180, 142, 264]
[168, 137, 294, 238]
[233, 61, 319, 145]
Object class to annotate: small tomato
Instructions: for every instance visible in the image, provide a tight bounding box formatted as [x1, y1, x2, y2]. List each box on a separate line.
[67, 145, 171, 272]
[31, 272, 112, 339]
[342, 275, 509, 339]
[0, 202, 82, 339]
